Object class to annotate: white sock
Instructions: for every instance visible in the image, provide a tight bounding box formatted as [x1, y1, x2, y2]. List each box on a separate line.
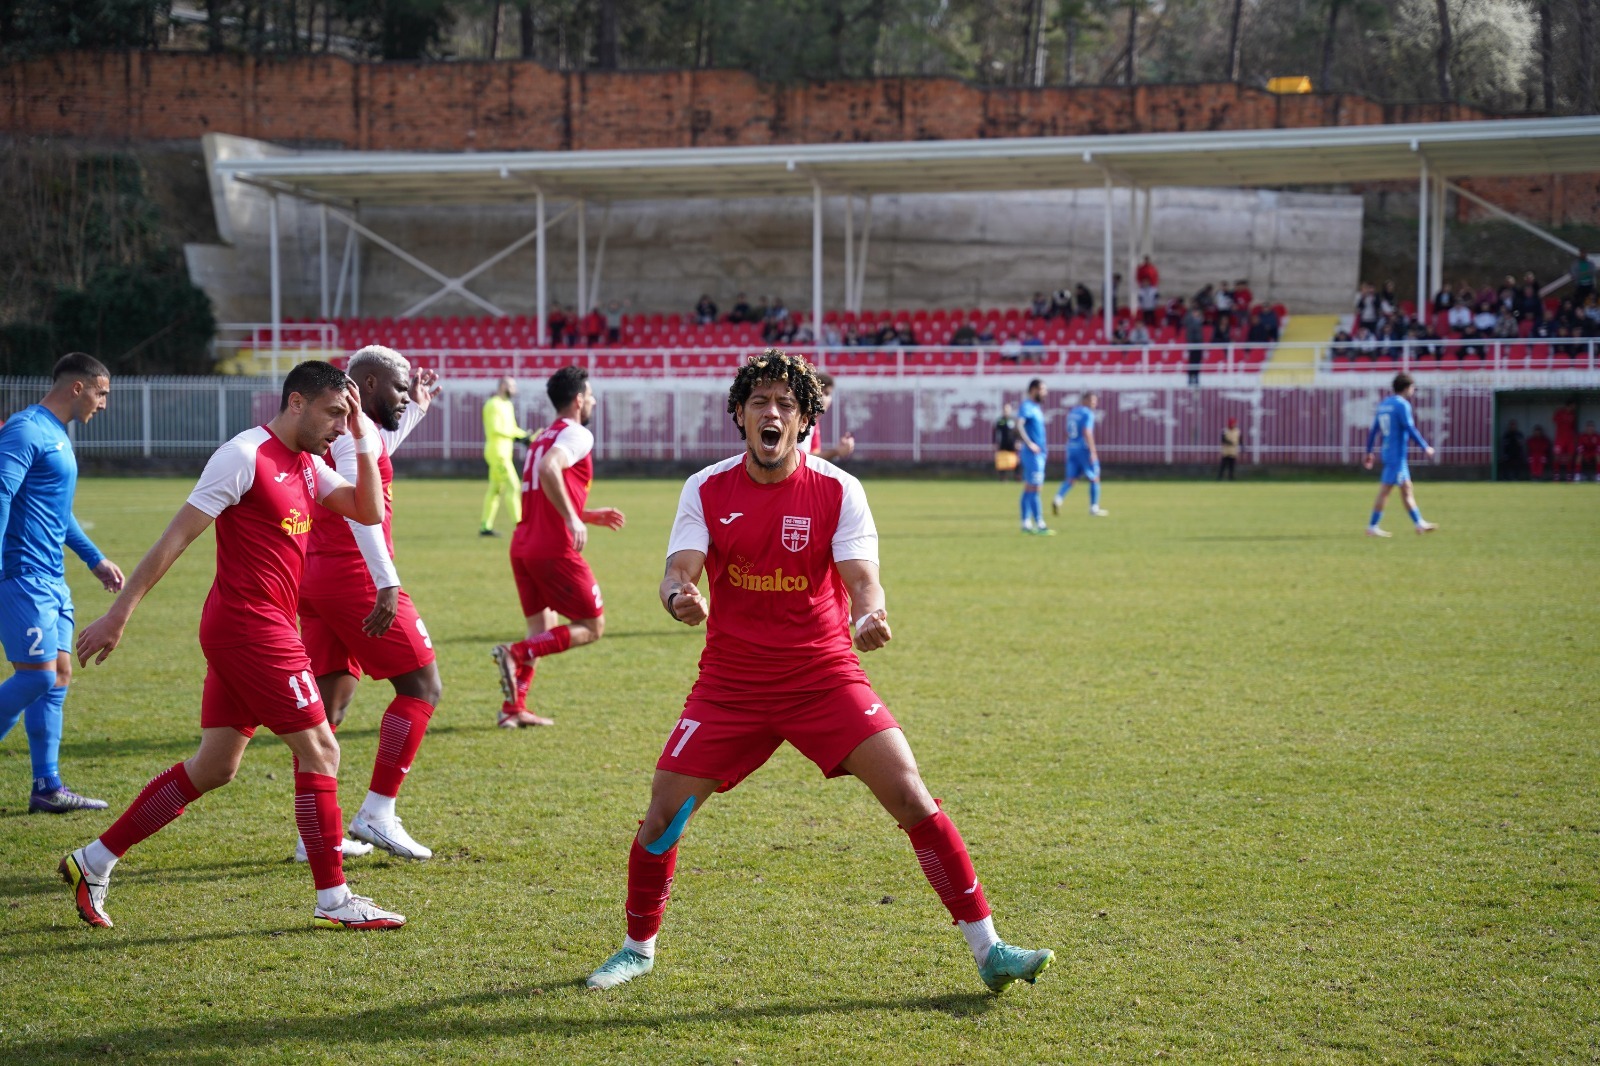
[82, 839, 118, 879]
[359, 790, 396, 823]
[317, 884, 352, 910]
[1022, 519, 1035, 531]
[958, 916, 1000, 966]
[623, 934, 657, 959]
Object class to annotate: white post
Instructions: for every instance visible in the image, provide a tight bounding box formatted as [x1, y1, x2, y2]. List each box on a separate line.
[350, 202, 362, 318]
[590, 205, 610, 311]
[217, 381, 227, 444]
[855, 196, 873, 314]
[536, 190, 548, 347]
[576, 200, 588, 316]
[1416, 160, 1429, 320]
[268, 193, 282, 376]
[318, 204, 329, 320]
[1102, 173, 1114, 340]
[141, 381, 152, 459]
[1430, 178, 1446, 299]
[812, 181, 824, 348]
[843, 194, 855, 312]
[1141, 188, 1154, 260]
[333, 223, 353, 318]
[1127, 185, 1139, 316]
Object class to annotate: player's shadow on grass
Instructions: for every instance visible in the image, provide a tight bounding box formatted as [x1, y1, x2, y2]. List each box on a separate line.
[54, 736, 200, 760]
[0, 924, 316, 960]
[1, 985, 998, 1060]
[438, 631, 682, 647]
[1177, 533, 1352, 542]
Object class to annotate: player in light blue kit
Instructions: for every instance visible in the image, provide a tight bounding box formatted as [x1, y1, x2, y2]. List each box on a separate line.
[1016, 379, 1054, 535]
[0, 353, 125, 812]
[1363, 372, 1438, 538]
[1051, 390, 1108, 518]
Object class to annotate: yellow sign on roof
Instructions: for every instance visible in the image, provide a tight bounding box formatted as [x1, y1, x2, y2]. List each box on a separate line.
[1267, 76, 1314, 95]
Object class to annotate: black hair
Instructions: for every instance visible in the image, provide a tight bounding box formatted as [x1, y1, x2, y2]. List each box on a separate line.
[1392, 372, 1414, 393]
[279, 360, 352, 412]
[548, 365, 590, 411]
[816, 371, 836, 390]
[726, 349, 825, 442]
[1027, 378, 1043, 395]
[52, 352, 110, 382]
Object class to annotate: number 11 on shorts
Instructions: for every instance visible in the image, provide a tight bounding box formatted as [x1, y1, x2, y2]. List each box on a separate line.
[669, 718, 701, 758]
[288, 670, 320, 709]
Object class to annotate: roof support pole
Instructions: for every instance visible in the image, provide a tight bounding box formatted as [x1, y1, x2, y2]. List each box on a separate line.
[1430, 178, 1446, 299]
[1416, 158, 1429, 322]
[332, 220, 354, 318]
[843, 195, 855, 314]
[590, 204, 610, 312]
[812, 180, 824, 352]
[854, 197, 873, 315]
[1441, 178, 1582, 255]
[350, 202, 361, 318]
[536, 189, 548, 347]
[1127, 184, 1139, 317]
[269, 192, 282, 379]
[318, 203, 329, 320]
[1102, 171, 1114, 341]
[577, 199, 588, 316]
[1140, 188, 1154, 262]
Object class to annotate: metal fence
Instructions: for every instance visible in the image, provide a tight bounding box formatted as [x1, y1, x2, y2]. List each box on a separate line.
[4, 374, 1524, 468]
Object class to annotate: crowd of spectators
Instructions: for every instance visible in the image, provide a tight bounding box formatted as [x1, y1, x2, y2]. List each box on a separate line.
[1500, 399, 1600, 481]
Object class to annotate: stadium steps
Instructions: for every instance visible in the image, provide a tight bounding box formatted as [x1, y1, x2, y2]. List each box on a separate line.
[1261, 315, 1338, 383]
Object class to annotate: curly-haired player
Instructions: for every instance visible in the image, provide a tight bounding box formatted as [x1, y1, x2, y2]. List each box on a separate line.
[585, 350, 1053, 994]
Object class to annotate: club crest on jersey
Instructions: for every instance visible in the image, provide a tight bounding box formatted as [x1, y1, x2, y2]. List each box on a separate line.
[280, 508, 313, 536]
[780, 515, 811, 552]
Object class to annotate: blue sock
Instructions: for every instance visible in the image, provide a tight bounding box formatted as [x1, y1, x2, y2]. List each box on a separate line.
[1368, 509, 1383, 528]
[24, 684, 66, 792]
[1055, 479, 1073, 501]
[1030, 493, 1044, 524]
[0, 669, 55, 745]
[1407, 507, 1422, 524]
[1019, 492, 1031, 524]
[1089, 481, 1101, 508]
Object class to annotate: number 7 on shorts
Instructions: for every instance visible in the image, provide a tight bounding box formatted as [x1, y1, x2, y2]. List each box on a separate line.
[668, 718, 701, 758]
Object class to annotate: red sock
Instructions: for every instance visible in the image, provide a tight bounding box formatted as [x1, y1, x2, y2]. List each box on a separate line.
[516, 626, 572, 660]
[369, 696, 434, 797]
[905, 808, 991, 924]
[294, 771, 346, 891]
[625, 837, 677, 942]
[99, 763, 202, 857]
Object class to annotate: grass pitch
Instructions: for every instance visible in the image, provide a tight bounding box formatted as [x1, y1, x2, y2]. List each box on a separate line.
[1, 475, 1596, 1064]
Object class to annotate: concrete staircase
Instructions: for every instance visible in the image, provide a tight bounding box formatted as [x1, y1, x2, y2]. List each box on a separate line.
[1262, 315, 1339, 384]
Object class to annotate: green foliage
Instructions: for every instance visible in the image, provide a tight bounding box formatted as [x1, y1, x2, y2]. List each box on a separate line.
[0, 477, 1596, 1062]
[0, 322, 58, 376]
[338, 0, 458, 59]
[0, 0, 168, 57]
[50, 266, 217, 375]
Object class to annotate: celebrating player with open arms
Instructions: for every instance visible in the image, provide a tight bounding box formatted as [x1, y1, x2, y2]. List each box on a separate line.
[62, 361, 406, 931]
[585, 350, 1053, 994]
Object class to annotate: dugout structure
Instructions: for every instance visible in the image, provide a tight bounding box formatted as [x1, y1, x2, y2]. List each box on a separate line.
[1491, 388, 1600, 480]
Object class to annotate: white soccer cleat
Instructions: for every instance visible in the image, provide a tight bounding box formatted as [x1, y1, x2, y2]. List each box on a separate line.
[349, 812, 433, 860]
[293, 835, 374, 863]
[312, 893, 406, 930]
[1414, 521, 1438, 534]
[1365, 526, 1393, 538]
[1089, 507, 1110, 517]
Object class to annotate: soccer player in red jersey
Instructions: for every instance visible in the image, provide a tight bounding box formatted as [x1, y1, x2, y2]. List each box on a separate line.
[585, 350, 1053, 994]
[808, 372, 856, 462]
[61, 361, 405, 931]
[298, 346, 442, 861]
[1551, 398, 1579, 482]
[492, 366, 625, 727]
[1577, 420, 1600, 481]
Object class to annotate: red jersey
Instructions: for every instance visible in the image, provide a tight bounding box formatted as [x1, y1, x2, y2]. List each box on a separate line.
[667, 453, 877, 702]
[1577, 431, 1600, 458]
[1527, 433, 1552, 461]
[1136, 262, 1159, 289]
[1552, 407, 1577, 448]
[305, 403, 425, 591]
[186, 426, 349, 648]
[512, 417, 594, 558]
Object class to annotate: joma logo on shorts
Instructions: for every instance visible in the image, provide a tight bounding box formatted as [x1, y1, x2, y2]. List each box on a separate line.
[726, 564, 808, 592]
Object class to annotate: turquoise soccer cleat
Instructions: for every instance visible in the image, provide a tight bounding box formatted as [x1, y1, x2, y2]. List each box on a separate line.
[979, 942, 1054, 994]
[586, 947, 654, 990]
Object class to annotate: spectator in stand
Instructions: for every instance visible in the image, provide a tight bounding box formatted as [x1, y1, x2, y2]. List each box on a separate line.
[1233, 279, 1254, 312]
[1193, 284, 1215, 316]
[1475, 281, 1497, 309]
[1031, 292, 1053, 319]
[1074, 284, 1094, 319]
[728, 292, 752, 323]
[1459, 324, 1486, 359]
[1407, 320, 1440, 360]
[581, 305, 606, 347]
[749, 294, 770, 323]
[604, 301, 624, 344]
[896, 323, 917, 347]
[694, 294, 718, 325]
[1110, 321, 1129, 346]
[1020, 331, 1045, 359]
[1492, 309, 1520, 340]
[1218, 418, 1241, 481]
[1571, 249, 1595, 304]
[1183, 306, 1206, 386]
[976, 320, 997, 345]
[1515, 279, 1544, 324]
[1496, 276, 1518, 314]
[822, 321, 842, 347]
[1258, 303, 1280, 342]
[791, 323, 815, 346]
[1577, 420, 1600, 481]
[871, 320, 898, 346]
[999, 335, 1023, 364]
[1127, 320, 1151, 346]
[1499, 419, 1528, 480]
[1136, 256, 1159, 291]
[1446, 299, 1473, 332]
[1552, 398, 1579, 481]
[1051, 288, 1073, 320]
[1136, 257, 1160, 325]
[1378, 280, 1399, 318]
[1354, 283, 1380, 335]
[1432, 285, 1455, 316]
[993, 403, 1021, 480]
[1526, 425, 1552, 479]
[840, 322, 860, 347]
[549, 304, 570, 347]
[1354, 325, 1379, 360]
[1472, 301, 1498, 333]
[1105, 273, 1122, 313]
[1164, 295, 1187, 329]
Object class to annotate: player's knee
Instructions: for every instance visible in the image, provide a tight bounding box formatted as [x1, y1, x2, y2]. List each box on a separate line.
[883, 775, 937, 824]
[395, 665, 442, 706]
[583, 614, 605, 641]
[639, 796, 696, 852]
[6, 667, 56, 704]
[186, 755, 238, 793]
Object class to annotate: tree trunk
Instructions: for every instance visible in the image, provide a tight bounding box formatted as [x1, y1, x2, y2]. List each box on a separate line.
[1126, 0, 1138, 85]
[1319, 0, 1340, 92]
[519, 3, 535, 58]
[1227, 0, 1244, 82]
[1065, 21, 1077, 85]
[1538, 1, 1554, 112]
[1579, 0, 1596, 113]
[205, 0, 224, 51]
[488, 0, 501, 58]
[1433, 0, 1452, 101]
[596, 0, 619, 69]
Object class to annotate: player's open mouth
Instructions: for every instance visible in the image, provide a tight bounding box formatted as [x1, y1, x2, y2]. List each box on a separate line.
[759, 426, 781, 449]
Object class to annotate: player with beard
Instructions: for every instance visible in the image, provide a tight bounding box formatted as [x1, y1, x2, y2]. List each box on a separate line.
[492, 366, 625, 727]
[296, 345, 443, 862]
[62, 361, 406, 931]
[584, 349, 1053, 994]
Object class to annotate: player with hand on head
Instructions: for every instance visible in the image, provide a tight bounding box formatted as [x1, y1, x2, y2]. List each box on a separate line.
[809, 372, 856, 462]
[492, 366, 625, 728]
[296, 346, 442, 862]
[585, 350, 1053, 995]
[0, 353, 124, 813]
[1363, 372, 1438, 537]
[1051, 390, 1108, 517]
[62, 361, 405, 931]
[1016, 379, 1053, 534]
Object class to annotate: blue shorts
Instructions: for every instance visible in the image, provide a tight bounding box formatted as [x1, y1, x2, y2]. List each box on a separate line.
[1381, 461, 1411, 486]
[0, 574, 73, 664]
[1066, 451, 1100, 481]
[1020, 451, 1046, 486]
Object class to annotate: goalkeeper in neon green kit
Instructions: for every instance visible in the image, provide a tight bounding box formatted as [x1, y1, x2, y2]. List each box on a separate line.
[481, 376, 534, 536]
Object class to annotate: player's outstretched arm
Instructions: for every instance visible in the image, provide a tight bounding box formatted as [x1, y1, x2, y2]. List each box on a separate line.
[661, 550, 708, 625]
[76, 503, 215, 666]
[837, 558, 891, 653]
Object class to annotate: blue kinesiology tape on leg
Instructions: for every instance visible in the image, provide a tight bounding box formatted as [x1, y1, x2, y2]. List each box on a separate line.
[643, 796, 696, 855]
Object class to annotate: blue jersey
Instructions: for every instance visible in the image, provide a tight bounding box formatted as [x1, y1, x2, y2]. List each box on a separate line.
[1366, 395, 1429, 468]
[1065, 405, 1096, 455]
[0, 405, 103, 580]
[1017, 400, 1046, 453]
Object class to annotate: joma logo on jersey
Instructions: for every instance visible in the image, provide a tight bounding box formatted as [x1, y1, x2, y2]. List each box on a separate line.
[280, 508, 312, 536]
[726, 564, 809, 593]
[780, 515, 811, 552]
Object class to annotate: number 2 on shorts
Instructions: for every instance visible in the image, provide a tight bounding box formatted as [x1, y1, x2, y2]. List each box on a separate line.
[288, 670, 320, 709]
[669, 717, 701, 758]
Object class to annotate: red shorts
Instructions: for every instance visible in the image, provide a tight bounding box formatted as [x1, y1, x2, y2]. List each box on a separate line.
[200, 635, 326, 737]
[300, 587, 436, 681]
[511, 550, 603, 620]
[655, 682, 900, 792]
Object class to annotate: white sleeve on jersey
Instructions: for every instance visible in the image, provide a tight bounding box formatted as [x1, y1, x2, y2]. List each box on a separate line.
[831, 472, 879, 565]
[325, 433, 399, 589]
[665, 471, 711, 557]
[313, 461, 350, 501]
[186, 430, 263, 517]
[549, 420, 595, 465]
[380, 401, 427, 454]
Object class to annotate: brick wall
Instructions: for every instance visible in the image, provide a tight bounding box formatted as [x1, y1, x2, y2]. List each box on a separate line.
[3, 51, 1594, 223]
